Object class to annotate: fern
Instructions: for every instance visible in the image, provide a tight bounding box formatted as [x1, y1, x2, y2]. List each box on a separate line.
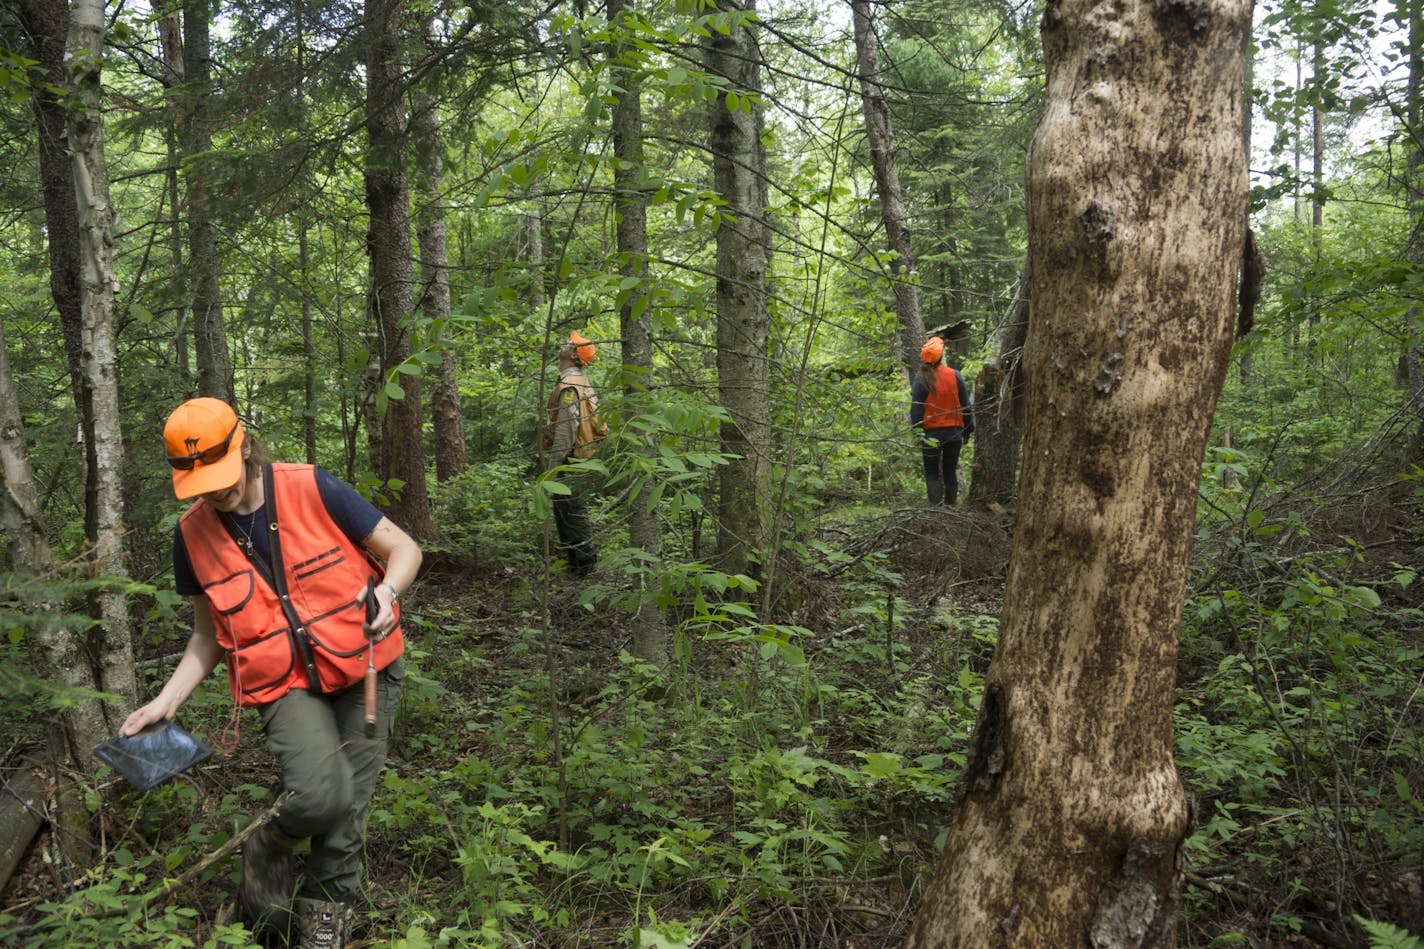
[1356, 916, 1424, 949]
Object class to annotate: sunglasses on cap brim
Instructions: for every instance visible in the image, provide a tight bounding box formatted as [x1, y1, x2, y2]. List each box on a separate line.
[166, 420, 238, 470]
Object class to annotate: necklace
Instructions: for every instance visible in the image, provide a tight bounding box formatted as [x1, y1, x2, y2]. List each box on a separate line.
[229, 509, 261, 557]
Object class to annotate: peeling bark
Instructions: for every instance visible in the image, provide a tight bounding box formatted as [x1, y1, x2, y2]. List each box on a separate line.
[906, 0, 1251, 944]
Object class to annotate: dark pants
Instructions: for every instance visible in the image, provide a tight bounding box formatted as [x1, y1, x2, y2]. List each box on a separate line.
[920, 427, 964, 505]
[552, 482, 597, 577]
[259, 657, 405, 902]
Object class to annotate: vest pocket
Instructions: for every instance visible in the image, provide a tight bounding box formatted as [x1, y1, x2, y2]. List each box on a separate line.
[203, 570, 255, 615]
[291, 546, 345, 581]
[305, 601, 404, 692]
[230, 627, 297, 701]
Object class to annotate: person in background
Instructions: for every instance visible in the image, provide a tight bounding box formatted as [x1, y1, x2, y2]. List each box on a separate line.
[121, 397, 421, 949]
[540, 331, 609, 578]
[910, 336, 974, 505]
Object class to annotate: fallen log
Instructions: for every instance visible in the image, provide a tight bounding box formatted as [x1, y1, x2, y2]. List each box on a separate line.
[0, 768, 45, 895]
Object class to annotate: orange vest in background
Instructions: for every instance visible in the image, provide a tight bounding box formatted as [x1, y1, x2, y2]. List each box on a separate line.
[543, 371, 604, 459]
[179, 463, 403, 706]
[923, 365, 965, 430]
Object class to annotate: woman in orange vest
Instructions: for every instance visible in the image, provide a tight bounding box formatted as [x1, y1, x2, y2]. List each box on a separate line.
[121, 398, 422, 949]
[910, 336, 974, 505]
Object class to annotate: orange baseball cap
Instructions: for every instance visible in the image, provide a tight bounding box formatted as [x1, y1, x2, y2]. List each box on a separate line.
[163, 398, 246, 499]
[570, 331, 596, 366]
[920, 336, 945, 364]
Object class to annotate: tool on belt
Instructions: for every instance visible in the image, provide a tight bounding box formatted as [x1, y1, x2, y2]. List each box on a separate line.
[364, 577, 379, 732]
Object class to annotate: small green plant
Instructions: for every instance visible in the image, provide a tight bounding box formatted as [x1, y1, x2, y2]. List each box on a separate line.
[1355, 917, 1424, 949]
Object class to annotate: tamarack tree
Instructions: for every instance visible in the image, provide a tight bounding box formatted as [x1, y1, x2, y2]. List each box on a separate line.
[906, 0, 1252, 944]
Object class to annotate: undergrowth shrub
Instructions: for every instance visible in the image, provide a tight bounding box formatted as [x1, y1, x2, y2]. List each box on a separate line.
[1177, 507, 1423, 943]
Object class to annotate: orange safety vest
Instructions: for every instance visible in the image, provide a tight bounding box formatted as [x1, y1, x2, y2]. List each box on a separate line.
[543, 371, 604, 459]
[178, 463, 404, 707]
[922, 365, 965, 430]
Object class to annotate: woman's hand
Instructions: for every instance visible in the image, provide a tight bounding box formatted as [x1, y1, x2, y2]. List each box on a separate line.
[120, 697, 177, 737]
[361, 581, 398, 642]
[118, 600, 225, 737]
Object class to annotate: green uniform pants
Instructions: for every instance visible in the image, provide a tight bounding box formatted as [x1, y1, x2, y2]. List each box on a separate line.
[258, 657, 405, 902]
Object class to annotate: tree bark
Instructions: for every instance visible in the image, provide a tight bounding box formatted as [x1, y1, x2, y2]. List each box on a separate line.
[705, 0, 772, 577]
[16, 0, 96, 541]
[906, 0, 1251, 944]
[1404, 0, 1424, 470]
[851, 0, 927, 376]
[610, 0, 670, 667]
[967, 264, 1028, 507]
[365, 0, 438, 537]
[0, 322, 55, 575]
[412, 17, 467, 483]
[180, 0, 234, 401]
[49, 0, 140, 871]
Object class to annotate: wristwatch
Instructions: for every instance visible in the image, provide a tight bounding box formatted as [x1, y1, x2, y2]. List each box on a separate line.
[379, 581, 400, 604]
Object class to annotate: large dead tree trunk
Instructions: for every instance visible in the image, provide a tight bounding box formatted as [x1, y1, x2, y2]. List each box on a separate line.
[906, 0, 1251, 944]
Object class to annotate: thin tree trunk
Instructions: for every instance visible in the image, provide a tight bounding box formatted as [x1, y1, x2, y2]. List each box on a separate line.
[1403, 0, 1424, 471]
[705, 0, 772, 576]
[182, 0, 233, 401]
[851, 0, 927, 376]
[156, 10, 191, 383]
[365, 0, 438, 537]
[907, 0, 1251, 943]
[412, 17, 466, 482]
[295, 0, 317, 464]
[0, 322, 55, 575]
[609, 0, 670, 667]
[17, 0, 96, 541]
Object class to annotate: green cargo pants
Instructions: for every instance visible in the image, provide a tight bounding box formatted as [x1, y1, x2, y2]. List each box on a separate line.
[258, 657, 405, 902]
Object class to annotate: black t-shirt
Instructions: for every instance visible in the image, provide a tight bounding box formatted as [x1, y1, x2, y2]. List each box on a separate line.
[172, 467, 384, 597]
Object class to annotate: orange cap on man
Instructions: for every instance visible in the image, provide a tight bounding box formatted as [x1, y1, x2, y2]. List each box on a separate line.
[163, 398, 246, 499]
[920, 336, 945, 365]
[569, 331, 596, 366]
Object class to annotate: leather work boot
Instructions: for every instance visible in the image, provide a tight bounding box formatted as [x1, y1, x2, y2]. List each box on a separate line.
[294, 898, 354, 949]
[236, 820, 298, 936]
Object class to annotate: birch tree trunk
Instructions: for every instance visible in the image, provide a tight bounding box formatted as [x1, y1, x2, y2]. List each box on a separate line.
[610, 0, 670, 667]
[412, 18, 467, 483]
[50, 0, 140, 869]
[365, 0, 438, 537]
[906, 0, 1251, 943]
[705, 0, 772, 576]
[851, 0, 927, 376]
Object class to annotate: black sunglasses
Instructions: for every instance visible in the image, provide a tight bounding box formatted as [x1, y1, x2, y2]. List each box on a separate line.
[167, 420, 239, 470]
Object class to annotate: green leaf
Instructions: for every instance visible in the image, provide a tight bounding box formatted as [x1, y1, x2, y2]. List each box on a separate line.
[861, 752, 902, 779]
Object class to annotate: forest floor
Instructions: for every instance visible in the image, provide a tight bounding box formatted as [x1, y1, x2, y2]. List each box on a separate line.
[2, 483, 1421, 947]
